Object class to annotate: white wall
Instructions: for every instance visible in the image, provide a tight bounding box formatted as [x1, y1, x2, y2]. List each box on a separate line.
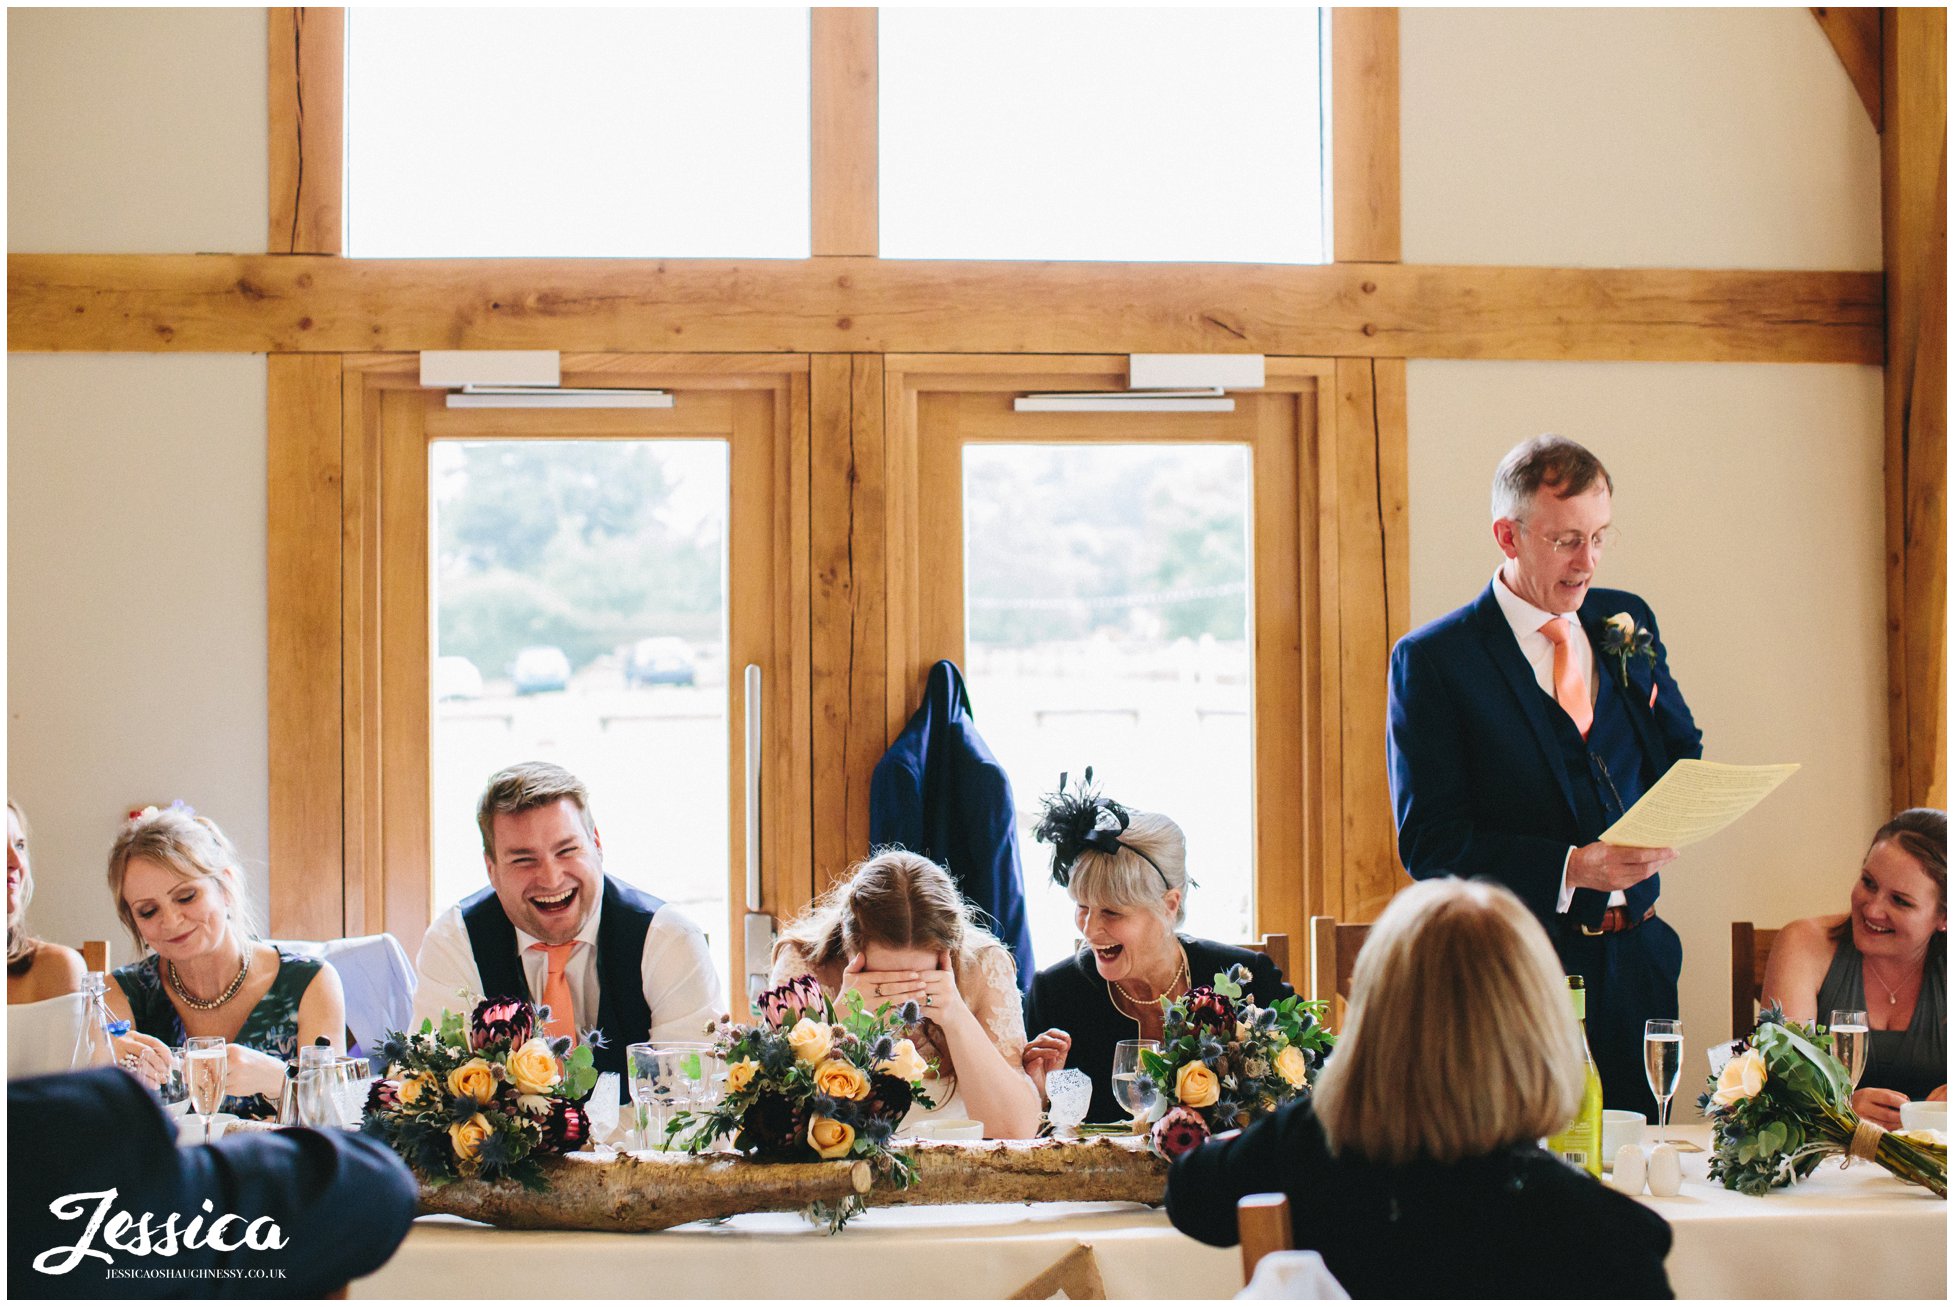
[1400, 8, 1889, 1112]
[8, 8, 270, 961]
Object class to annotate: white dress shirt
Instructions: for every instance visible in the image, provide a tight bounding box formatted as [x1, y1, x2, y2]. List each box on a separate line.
[1490, 568, 1624, 914]
[413, 879, 724, 1042]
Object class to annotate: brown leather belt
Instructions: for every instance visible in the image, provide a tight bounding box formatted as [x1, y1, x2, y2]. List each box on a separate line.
[1571, 905, 1657, 937]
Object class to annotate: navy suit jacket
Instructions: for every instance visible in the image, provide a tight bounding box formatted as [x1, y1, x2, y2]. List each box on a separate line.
[870, 659, 1037, 991]
[9, 1068, 417, 1298]
[1387, 582, 1703, 929]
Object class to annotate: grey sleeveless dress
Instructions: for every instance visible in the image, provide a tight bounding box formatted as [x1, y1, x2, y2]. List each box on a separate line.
[1815, 931, 1946, 1101]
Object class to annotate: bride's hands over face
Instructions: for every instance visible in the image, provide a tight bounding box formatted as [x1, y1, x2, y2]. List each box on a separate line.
[849, 950, 971, 1029]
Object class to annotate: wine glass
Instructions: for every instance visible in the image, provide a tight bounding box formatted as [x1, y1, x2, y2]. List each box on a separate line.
[1111, 1039, 1160, 1128]
[184, 1036, 227, 1145]
[1828, 1009, 1870, 1090]
[1643, 1019, 1682, 1146]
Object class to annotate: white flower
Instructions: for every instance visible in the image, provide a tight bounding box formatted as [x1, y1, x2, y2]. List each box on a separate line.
[516, 1093, 553, 1117]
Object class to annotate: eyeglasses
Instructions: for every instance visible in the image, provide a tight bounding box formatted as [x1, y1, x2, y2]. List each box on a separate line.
[1518, 524, 1618, 555]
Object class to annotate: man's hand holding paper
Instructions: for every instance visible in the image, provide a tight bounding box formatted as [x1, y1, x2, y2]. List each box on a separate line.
[1600, 760, 1801, 849]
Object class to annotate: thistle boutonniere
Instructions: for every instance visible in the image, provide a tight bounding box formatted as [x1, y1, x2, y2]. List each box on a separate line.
[1597, 612, 1656, 688]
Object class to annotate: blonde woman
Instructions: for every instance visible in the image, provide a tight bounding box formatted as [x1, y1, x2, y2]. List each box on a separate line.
[7, 800, 84, 1005]
[1166, 878, 1671, 1298]
[105, 805, 345, 1118]
[771, 850, 1041, 1139]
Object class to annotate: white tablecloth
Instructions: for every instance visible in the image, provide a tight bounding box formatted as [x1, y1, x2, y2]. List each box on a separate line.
[352, 1126, 1945, 1300]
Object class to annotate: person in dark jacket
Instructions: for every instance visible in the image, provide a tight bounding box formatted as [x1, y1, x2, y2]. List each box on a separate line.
[1020, 771, 1290, 1123]
[1166, 877, 1673, 1299]
[10, 1066, 418, 1298]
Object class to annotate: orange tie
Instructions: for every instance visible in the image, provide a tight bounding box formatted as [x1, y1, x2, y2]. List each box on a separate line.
[530, 941, 579, 1045]
[1539, 617, 1593, 739]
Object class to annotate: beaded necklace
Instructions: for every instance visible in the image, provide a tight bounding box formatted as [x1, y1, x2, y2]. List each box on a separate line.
[168, 949, 251, 1011]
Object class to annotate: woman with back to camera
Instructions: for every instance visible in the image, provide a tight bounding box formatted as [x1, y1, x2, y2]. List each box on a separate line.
[1761, 808, 1946, 1128]
[104, 804, 346, 1118]
[1020, 770, 1291, 1124]
[771, 848, 1042, 1138]
[1167, 877, 1673, 1299]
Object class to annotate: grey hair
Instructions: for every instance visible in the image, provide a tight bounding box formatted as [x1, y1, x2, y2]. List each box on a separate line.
[1491, 434, 1614, 523]
[1064, 810, 1189, 926]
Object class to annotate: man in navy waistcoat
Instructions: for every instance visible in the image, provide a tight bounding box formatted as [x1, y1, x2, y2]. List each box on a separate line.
[1387, 435, 1703, 1119]
[413, 761, 723, 1085]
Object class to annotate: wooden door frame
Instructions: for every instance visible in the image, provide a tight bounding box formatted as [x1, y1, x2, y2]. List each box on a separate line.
[270, 354, 812, 995]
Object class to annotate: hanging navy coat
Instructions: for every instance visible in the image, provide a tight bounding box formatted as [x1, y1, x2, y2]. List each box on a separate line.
[869, 660, 1037, 992]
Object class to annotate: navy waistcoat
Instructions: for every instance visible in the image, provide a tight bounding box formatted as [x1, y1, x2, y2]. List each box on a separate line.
[1541, 664, 1662, 920]
[459, 874, 663, 1080]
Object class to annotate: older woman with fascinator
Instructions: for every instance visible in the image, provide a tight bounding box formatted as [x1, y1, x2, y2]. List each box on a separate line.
[1020, 770, 1291, 1124]
[103, 805, 346, 1118]
[1167, 877, 1673, 1299]
[1761, 808, 1946, 1128]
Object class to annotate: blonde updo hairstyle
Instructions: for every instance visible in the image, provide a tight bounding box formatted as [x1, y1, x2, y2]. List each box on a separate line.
[7, 799, 42, 968]
[1312, 877, 1585, 1166]
[1064, 810, 1189, 927]
[106, 807, 257, 951]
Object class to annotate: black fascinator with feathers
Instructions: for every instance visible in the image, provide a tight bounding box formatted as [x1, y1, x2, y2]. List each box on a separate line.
[1032, 767, 1163, 889]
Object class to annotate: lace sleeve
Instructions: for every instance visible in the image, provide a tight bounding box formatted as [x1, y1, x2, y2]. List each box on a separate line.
[958, 942, 1029, 1069]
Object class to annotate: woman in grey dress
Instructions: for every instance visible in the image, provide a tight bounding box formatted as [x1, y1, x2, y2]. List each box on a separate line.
[1761, 808, 1945, 1128]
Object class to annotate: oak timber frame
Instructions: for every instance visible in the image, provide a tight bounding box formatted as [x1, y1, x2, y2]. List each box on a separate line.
[7, 9, 1942, 947]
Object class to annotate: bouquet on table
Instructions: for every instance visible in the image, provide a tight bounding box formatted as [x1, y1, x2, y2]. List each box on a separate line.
[663, 973, 937, 1230]
[1697, 1004, 1944, 1197]
[362, 997, 599, 1191]
[1140, 964, 1335, 1160]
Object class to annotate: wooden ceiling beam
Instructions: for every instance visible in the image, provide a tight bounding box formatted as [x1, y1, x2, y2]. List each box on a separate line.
[8, 253, 1880, 363]
[1811, 7, 1883, 130]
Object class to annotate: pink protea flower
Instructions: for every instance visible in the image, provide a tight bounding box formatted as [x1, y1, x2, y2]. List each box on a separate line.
[1151, 1105, 1212, 1161]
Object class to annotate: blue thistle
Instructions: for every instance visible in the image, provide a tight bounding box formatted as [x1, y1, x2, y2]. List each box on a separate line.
[870, 1035, 894, 1061]
[899, 1000, 922, 1024]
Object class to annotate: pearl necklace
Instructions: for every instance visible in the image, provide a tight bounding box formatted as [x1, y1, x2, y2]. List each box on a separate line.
[1108, 942, 1190, 1025]
[168, 950, 250, 1011]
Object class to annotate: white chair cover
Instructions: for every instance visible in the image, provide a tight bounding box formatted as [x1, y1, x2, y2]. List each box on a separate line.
[8, 991, 88, 1080]
[270, 933, 416, 1059]
[1236, 1251, 1350, 1301]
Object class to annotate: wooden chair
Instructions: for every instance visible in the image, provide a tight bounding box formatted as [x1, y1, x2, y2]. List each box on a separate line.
[1730, 921, 1783, 1039]
[1308, 917, 1369, 1006]
[1242, 931, 1291, 981]
[1237, 1192, 1293, 1284]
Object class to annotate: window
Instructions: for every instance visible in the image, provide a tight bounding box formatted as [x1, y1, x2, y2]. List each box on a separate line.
[345, 9, 811, 257]
[880, 8, 1327, 262]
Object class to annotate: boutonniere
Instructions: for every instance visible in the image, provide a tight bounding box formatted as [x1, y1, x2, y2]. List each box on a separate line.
[1598, 612, 1657, 688]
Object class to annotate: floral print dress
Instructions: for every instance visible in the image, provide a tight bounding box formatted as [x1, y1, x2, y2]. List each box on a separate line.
[113, 948, 323, 1120]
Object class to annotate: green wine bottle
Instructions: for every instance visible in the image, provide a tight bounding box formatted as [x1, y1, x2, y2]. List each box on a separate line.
[1545, 975, 1605, 1177]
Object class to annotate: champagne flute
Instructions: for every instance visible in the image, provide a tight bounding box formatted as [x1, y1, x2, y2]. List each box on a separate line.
[1828, 1009, 1870, 1090]
[185, 1036, 227, 1145]
[1111, 1039, 1160, 1128]
[1643, 1019, 1682, 1146]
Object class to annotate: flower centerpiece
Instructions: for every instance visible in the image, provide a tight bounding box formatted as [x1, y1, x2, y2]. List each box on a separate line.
[1697, 1004, 1944, 1197]
[1139, 964, 1335, 1160]
[663, 974, 937, 1231]
[362, 997, 599, 1190]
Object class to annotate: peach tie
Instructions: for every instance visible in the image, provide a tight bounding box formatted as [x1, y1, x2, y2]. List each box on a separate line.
[531, 941, 579, 1045]
[1539, 617, 1593, 739]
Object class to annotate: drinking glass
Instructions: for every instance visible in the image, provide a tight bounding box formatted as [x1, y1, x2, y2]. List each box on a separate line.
[1828, 1009, 1871, 1090]
[1643, 1019, 1683, 1146]
[157, 1046, 189, 1111]
[1111, 1040, 1160, 1126]
[1046, 1068, 1092, 1135]
[295, 1045, 341, 1127]
[184, 1036, 227, 1145]
[628, 1043, 714, 1150]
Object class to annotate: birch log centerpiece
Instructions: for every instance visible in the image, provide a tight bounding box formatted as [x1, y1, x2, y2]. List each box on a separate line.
[415, 1136, 1168, 1232]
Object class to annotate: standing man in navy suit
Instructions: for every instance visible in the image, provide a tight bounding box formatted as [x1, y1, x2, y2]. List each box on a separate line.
[1387, 436, 1702, 1117]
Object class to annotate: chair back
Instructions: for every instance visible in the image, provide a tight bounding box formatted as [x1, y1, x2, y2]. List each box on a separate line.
[1307, 917, 1369, 1006]
[1237, 1192, 1292, 1285]
[1730, 921, 1782, 1039]
[1240, 932, 1291, 981]
[270, 933, 417, 1059]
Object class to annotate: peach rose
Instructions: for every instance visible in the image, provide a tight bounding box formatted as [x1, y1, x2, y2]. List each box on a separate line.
[399, 1071, 438, 1108]
[1273, 1044, 1310, 1088]
[876, 1038, 930, 1082]
[813, 1057, 871, 1101]
[1712, 1049, 1768, 1107]
[446, 1057, 497, 1103]
[788, 1016, 833, 1066]
[727, 1058, 759, 1094]
[808, 1114, 856, 1159]
[449, 1112, 492, 1161]
[1175, 1061, 1220, 1109]
[507, 1038, 560, 1095]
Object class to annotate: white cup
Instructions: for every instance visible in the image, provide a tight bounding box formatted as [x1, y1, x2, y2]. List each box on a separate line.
[909, 1118, 984, 1141]
[1899, 1100, 1947, 1133]
[1601, 1109, 1646, 1160]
